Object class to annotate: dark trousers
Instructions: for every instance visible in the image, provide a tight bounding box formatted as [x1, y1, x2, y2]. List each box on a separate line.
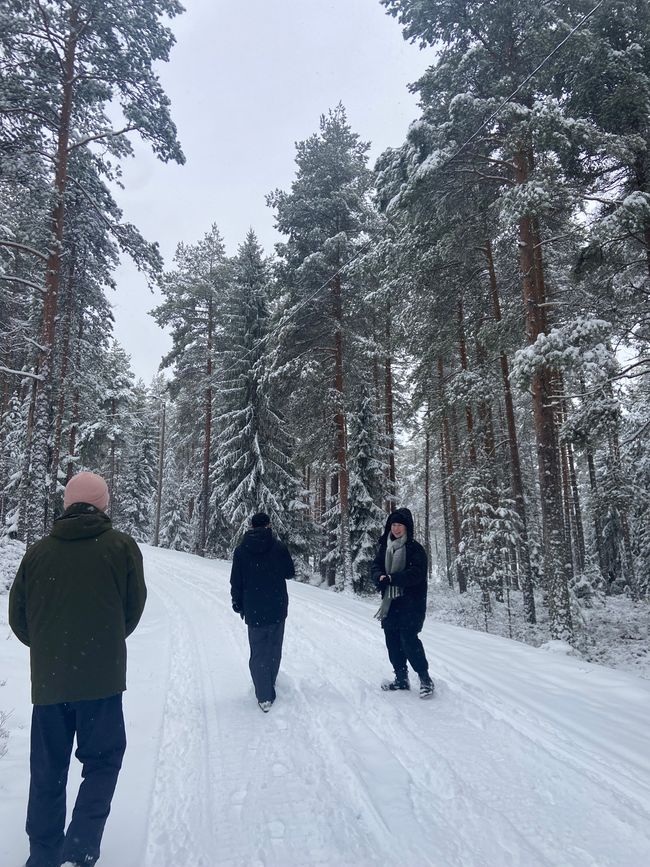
[26, 693, 126, 867]
[384, 627, 429, 679]
[248, 620, 285, 703]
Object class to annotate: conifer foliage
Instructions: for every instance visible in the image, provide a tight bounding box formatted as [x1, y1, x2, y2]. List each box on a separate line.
[1, 1, 648, 652]
[213, 230, 305, 549]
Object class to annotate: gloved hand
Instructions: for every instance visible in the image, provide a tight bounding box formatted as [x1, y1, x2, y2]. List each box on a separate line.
[232, 603, 244, 620]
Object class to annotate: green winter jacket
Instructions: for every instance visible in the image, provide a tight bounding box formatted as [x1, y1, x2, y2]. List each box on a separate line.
[8, 505, 147, 705]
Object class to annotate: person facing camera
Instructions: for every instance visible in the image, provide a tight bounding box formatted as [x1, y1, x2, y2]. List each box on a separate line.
[372, 507, 434, 699]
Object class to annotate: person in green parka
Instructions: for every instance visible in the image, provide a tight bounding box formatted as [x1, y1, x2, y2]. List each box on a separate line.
[9, 471, 147, 867]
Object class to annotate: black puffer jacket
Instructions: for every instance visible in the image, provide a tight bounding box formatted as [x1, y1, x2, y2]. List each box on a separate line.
[371, 508, 428, 632]
[230, 527, 295, 626]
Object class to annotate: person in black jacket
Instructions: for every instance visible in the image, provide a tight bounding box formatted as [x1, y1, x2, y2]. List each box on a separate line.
[230, 512, 295, 712]
[371, 507, 434, 699]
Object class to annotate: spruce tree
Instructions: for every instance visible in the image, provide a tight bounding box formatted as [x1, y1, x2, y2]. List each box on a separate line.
[212, 230, 308, 557]
[347, 390, 386, 593]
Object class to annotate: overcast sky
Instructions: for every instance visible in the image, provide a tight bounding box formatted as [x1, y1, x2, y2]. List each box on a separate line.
[111, 0, 435, 381]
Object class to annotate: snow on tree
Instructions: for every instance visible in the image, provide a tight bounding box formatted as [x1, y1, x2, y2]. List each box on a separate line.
[211, 230, 309, 562]
[347, 389, 387, 592]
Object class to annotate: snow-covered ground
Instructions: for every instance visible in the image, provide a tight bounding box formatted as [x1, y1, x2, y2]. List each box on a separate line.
[2, 545, 650, 867]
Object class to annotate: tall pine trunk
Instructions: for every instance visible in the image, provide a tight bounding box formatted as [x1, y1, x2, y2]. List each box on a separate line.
[439, 427, 454, 588]
[514, 149, 572, 639]
[332, 272, 351, 589]
[438, 356, 467, 593]
[198, 297, 214, 556]
[424, 417, 432, 580]
[66, 316, 84, 481]
[485, 237, 536, 623]
[24, 7, 79, 544]
[457, 298, 477, 466]
[48, 253, 76, 518]
[384, 312, 396, 511]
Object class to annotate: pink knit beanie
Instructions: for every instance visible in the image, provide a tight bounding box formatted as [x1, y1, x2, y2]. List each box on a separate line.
[64, 472, 110, 512]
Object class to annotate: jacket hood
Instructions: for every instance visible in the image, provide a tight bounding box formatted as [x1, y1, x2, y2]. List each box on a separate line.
[383, 507, 414, 541]
[241, 526, 274, 554]
[50, 504, 112, 541]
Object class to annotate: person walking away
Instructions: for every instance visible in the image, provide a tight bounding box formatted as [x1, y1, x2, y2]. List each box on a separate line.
[372, 507, 434, 699]
[230, 512, 295, 712]
[9, 471, 147, 867]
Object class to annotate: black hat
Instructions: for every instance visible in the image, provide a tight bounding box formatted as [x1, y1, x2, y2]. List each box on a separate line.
[389, 508, 411, 526]
[385, 507, 414, 538]
[251, 512, 271, 528]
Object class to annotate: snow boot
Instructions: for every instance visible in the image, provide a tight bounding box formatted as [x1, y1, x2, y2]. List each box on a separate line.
[419, 674, 434, 699]
[258, 700, 273, 713]
[381, 671, 410, 691]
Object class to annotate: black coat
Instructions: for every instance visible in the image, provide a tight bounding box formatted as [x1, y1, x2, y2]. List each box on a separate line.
[371, 508, 428, 632]
[230, 527, 295, 627]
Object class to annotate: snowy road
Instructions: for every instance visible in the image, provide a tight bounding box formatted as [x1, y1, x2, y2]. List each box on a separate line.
[2, 545, 650, 866]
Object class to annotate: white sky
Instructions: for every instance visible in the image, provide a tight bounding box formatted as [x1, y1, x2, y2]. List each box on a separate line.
[111, 0, 435, 381]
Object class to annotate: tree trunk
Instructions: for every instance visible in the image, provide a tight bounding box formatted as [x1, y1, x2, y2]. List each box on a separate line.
[424, 416, 432, 580]
[199, 297, 214, 556]
[586, 448, 606, 582]
[438, 356, 467, 593]
[514, 148, 572, 639]
[66, 315, 84, 481]
[439, 428, 454, 589]
[153, 400, 166, 546]
[327, 472, 338, 587]
[557, 390, 586, 575]
[319, 473, 328, 583]
[607, 427, 638, 598]
[484, 237, 536, 623]
[384, 312, 396, 511]
[457, 298, 477, 466]
[48, 251, 76, 518]
[24, 8, 79, 544]
[332, 271, 352, 588]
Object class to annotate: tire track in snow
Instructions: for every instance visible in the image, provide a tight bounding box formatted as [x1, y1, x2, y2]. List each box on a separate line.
[292, 587, 650, 866]
[287, 595, 553, 867]
[146, 551, 393, 867]
[142, 558, 215, 867]
[140, 550, 650, 866]
[164, 563, 543, 865]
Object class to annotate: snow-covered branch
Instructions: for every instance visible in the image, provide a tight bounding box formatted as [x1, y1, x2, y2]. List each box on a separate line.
[0, 365, 42, 381]
[0, 275, 46, 294]
[0, 240, 50, 263]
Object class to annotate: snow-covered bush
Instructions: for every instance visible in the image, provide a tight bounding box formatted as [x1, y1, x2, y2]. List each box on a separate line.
[0, 538, 24, 594]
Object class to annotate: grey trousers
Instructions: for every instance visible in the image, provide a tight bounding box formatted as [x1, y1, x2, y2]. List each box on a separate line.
[247, 620, 285, 703]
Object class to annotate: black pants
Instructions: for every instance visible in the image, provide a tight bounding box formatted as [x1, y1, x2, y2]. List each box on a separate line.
[26, 693, 126, 867]
[248, 620, 285, 703]
[384, 627, 429, 678]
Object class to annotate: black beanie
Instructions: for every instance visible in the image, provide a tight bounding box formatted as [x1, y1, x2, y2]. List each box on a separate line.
[251, 512, 271, 528]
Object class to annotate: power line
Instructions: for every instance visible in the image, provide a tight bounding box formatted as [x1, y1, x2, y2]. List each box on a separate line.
[200, 0, 607, 381]
[443, 0, 606, 164]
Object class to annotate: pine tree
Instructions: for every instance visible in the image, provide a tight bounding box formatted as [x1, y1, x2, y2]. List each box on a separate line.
[212, 230, 308, 556]
[0, 0, 184, 543]
[158, 438, 191, 552]
[119, 382, 158, 541]
[153, 225, 231, 555]
[347, 390, 386, 593]
[268, 104, 373, 590]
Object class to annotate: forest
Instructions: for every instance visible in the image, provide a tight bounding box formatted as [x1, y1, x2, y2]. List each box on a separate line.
[1, 0, 649, 649]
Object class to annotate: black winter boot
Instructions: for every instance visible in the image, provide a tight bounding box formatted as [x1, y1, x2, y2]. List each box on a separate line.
[381, 671, 410, 691]
[419, 674, 434, 699]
